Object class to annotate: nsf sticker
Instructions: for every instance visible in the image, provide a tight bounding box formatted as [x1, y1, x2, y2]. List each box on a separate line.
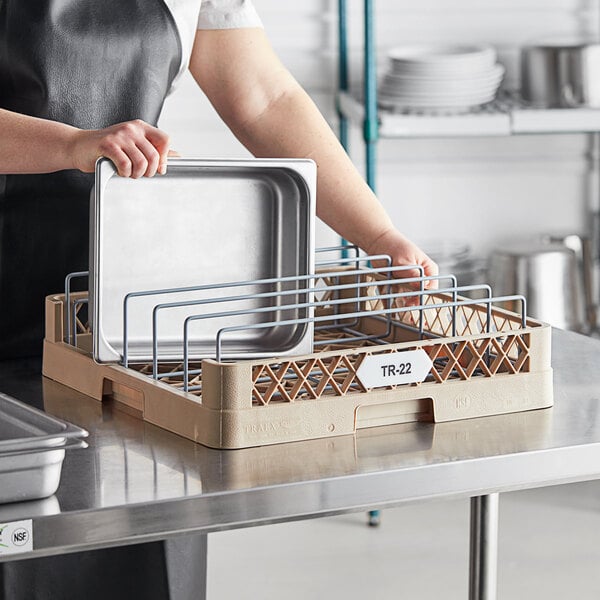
[0, 520, 33, 556]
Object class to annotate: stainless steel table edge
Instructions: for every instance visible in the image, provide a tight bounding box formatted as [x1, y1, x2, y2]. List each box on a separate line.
[3, 440, 600, 563]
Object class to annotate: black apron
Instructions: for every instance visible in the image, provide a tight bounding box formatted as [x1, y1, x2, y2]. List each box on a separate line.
[0, 0, 181, 358]
[0, 3, 208, 599]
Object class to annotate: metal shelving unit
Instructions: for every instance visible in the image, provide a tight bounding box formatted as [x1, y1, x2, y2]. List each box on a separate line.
[336, 0, 600, 189]
[336, 0, 600, 530]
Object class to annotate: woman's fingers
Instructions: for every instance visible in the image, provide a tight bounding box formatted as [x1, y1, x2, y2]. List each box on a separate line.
[72, 119, 172, 177]
[145, 125, 171, 175]
[422, 256, 439, 289]
[125, 143, 150, 179]
[107, 147, 133, 178]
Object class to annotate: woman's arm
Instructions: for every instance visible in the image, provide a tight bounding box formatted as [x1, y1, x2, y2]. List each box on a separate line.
[189, 28, 437, 279]
[0, 108, 171, 178]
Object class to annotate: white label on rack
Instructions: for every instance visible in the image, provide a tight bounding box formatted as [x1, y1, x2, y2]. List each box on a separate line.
[0, 520, 33, 556]
[356, 350, 432, 389]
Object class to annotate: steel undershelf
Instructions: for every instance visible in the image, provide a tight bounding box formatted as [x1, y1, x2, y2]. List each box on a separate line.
[0, 328, 599, 561]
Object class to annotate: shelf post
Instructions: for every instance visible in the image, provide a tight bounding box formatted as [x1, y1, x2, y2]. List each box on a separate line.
[363, 0, 378, 192]
[337, 0, 349, 151]
[364, 2, 381, 526]
[337, 0, 351, 258]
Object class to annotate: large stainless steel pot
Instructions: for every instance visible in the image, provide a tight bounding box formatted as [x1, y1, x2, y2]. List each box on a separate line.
[521, 43, 600, 108]
[488, 234, 597, 332]
[488, 241, 582, 331]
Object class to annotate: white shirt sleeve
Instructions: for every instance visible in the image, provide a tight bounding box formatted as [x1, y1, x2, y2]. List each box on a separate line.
[197, 0, 263, 29]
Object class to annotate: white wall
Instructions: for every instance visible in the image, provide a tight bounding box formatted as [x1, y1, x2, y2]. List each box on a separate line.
[159, 0, 600, 259]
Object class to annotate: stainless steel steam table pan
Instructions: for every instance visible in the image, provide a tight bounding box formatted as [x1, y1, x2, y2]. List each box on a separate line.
[0, 393, 88, 503]
[91, 158, 316, 364]
[0, 393, 88, 453]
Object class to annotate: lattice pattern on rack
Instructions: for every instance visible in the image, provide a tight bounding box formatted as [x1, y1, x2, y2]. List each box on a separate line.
[250, 331, 531, 405]
[252, 353, 366, 405]
[401, 294, 525, 339]
[315, 269, 525, 338]
[123, 322, 530, 403]
[127, 329, 382, 398]
[72, 300, 90, 335]
[422, 333, 530, 384]
[66, 273, 531, 405]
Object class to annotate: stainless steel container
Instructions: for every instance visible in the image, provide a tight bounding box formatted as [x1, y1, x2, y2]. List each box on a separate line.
[488, 242, 581, 330]
[521, 43, 600, 108]
[91, 158, 316, 363]
[0, 393, 88, 504]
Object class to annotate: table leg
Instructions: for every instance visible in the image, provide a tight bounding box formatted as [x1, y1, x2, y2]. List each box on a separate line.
[469, 494, 499, 600]
[165, 532, 207, 600]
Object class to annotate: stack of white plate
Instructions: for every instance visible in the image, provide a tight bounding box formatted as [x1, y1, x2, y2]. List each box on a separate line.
[378, 45, 504, 112]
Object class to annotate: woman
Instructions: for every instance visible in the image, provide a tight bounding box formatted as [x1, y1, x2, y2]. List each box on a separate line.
[0, 0, 436, 358]
[0, 1, 436, 598]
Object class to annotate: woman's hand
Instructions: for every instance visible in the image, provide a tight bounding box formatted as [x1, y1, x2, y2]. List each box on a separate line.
[366, 228, 439, 289]
[0, 109, 174, 177]
[69, 119, 171, 178]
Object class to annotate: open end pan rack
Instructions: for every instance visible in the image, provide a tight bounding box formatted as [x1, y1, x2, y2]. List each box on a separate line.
[42, 248, 552, 449]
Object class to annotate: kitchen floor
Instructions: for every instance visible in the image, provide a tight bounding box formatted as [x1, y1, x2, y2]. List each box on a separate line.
[208, 480, 600, 599]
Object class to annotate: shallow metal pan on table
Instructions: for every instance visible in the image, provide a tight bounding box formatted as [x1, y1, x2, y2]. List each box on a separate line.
[90, 158, 316, 364]
[0, 393, 88, 504]
[0, 393, 87, 453]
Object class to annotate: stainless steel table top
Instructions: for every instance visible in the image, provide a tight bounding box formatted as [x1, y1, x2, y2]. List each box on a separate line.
[0, 328, 599, 561]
